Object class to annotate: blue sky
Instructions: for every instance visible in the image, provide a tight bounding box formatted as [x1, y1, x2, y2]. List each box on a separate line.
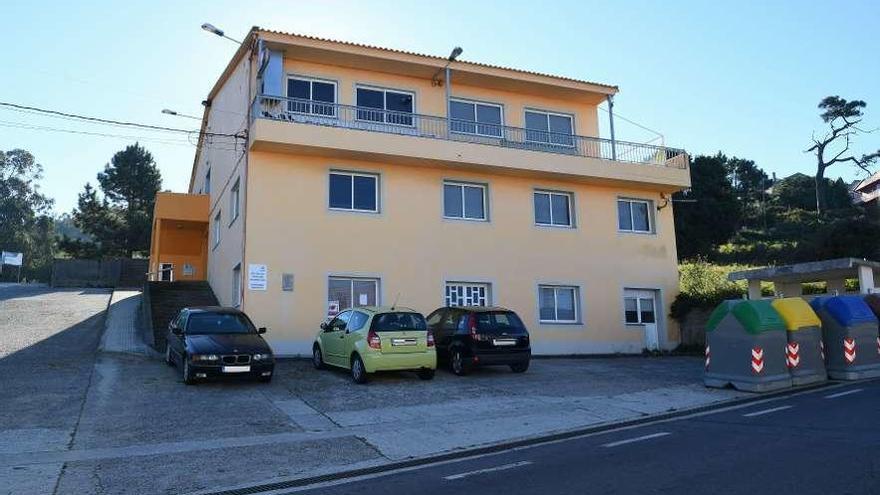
[2, 0, 878, 213]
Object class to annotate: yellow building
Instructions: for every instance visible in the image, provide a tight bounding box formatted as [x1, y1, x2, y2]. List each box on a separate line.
[151, 27, 691, 356]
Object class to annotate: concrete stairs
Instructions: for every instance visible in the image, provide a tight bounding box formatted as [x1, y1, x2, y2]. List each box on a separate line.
[144, 281, 219, 351]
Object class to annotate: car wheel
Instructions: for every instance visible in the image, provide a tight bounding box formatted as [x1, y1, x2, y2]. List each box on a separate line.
[351, 354, 368, 384]
[182, 358, 197, 385]
[417, 368, 435, 380]
[259, 374, 273, 383]
[450, 348, 471, 376]
[312, 345, 325, 370]
[164, 343, 174, 367]
[510, 361, 530, 373]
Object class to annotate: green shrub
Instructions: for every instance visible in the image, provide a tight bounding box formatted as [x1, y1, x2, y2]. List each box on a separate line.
[671, 260, 748, 321]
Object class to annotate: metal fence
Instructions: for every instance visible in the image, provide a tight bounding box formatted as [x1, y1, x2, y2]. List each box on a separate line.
[251, 95, 688, 168]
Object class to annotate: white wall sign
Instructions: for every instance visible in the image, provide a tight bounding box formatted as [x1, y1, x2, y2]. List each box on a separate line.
[1, 251, 23, 266]
[248, 264, 268, 291]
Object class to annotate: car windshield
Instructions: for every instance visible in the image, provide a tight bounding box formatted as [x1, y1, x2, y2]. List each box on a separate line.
[186, 313, 254, 334]
[475, 311, 527, 335]
[371, 312, 427, 332]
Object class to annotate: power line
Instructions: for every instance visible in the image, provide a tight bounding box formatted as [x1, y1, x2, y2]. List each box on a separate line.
[0, 101, 246, 140]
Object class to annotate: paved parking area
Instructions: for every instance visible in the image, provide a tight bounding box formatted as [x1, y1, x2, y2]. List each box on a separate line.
[0, 287, 747, 495]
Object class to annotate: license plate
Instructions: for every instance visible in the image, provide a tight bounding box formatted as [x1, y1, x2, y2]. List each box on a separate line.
[222, 366, 251, 373]
[493, 339, 516, 346]
[391, 338, 416, 346]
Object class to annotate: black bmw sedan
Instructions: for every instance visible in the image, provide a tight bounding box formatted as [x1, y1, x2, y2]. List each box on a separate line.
[164, 307, 275, 385]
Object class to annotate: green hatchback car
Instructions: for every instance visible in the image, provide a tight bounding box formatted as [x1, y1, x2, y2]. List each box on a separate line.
[312, 306, 437, 384]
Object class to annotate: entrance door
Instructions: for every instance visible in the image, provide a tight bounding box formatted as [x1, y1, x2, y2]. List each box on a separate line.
[159, 263, 174, 282]
[624, 289, 659, 351]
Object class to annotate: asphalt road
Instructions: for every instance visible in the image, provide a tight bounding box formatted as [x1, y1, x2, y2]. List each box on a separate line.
[289, 380, 880, 495]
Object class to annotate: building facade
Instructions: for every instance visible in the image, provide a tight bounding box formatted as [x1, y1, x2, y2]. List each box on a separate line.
[151, 27, 691, 356]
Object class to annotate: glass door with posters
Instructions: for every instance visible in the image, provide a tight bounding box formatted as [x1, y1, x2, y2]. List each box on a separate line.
[623, 289, 659, 351]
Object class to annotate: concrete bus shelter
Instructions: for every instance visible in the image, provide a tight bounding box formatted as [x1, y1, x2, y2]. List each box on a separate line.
[729, 258, 879, 299]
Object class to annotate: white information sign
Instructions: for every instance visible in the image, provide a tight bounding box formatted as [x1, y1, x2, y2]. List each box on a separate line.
[248, 264, 268, 291]
[1, 251, 23, 266]
[358, 293, 368, 305]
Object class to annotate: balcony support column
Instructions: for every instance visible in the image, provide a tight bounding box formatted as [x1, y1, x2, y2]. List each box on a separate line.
[445, 66, 452, 138]
[607, 94, 617, 161]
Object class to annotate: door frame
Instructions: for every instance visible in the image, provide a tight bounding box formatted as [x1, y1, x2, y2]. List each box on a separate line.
[159, 262, 174, 282]
[621, 287, 663, 351]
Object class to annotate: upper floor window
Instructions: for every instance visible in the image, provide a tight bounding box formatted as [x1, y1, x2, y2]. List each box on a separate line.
[204, 167, 211, 195]
[525, 110, 574, 146]
[356, 87, 414, 126]
[229, 178, 241, 225]
[443, 181, 487, 221]
[617, 198, 653, 233]
[212, 210, 221, 248]
[449, 99, 503, 137]
[534, 190, 573, 227]
[329, 171, 378, 213]
[287, 76, 336, 116]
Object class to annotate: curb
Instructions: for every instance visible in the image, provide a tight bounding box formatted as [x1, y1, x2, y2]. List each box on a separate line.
[197, 379, 851, 495]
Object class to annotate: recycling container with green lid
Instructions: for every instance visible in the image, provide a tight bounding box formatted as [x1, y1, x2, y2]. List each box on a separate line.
[771, 298, 826, 385]
[811, 295, 880, 380]
[704, 299, 792, 392]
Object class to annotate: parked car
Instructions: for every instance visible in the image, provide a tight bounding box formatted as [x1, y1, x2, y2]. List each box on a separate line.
[426, 306, 531, 375]
[312, 306, 436, 384]
[164, 307, 275, 385]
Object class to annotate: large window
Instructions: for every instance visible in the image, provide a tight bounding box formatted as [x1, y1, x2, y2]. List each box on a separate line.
[534, 190, 573, 227]
[212, 211, 221, 248]
[229, 178, 240, 225]
[356, 87, 414, 126]
[445, 282, 490, 307]
[443, 181, 487, 220]
[231, 264, 241, 307]
[617, 198, 653, 233]
[525, 110, 574, 146]
[539, 285, 579, 323]
[328, 277, 379, 315]
[329, 171, 378, 212]
[287, 76, 336, 116]
[204, 167, 211, 195]
[450, 99, 503, 137]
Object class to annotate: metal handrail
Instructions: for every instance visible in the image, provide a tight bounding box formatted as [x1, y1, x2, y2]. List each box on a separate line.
[251, 95, 688, 168]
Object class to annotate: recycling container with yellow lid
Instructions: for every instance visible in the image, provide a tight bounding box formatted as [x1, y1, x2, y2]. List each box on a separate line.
[771, 298, 826, 385]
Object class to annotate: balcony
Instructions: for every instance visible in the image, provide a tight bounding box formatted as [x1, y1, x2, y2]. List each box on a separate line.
[249, 95, 690, 190]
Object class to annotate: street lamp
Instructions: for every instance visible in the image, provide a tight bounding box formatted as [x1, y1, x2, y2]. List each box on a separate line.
[161, 108, 200, 120]
[201, 22, 242, 44]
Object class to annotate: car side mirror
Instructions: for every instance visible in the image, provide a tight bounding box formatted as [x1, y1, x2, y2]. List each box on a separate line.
[170, 325, 183, 336]
[257, 327, 267, 334]
[320, 322, 329, 331]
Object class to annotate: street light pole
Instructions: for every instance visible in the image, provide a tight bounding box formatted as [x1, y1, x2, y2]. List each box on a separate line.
[201, 23, 242, 44]
[441, 47, 463, 137]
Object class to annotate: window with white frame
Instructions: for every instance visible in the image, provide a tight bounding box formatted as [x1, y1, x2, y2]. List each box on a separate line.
[534, 190, 573, 227]
[212, 211, 221, 248]
[443, 181, 487, 220]
[623, 289, 656, 324]
[329, 171, 378, 212]
[287, 76, 336, 116]
[445, 282, 490, 307]
[229, 178, 240, 224]
[524, 110, 574, 146]
[231, 264, 241, 307]
[538, 285, 579, 323]
[328, 276, 379, 314]
[356, 86, 414, 126]
[449, 99, 503, 137]
[617, 198, 653, 233]
[204, 167, 211, 195]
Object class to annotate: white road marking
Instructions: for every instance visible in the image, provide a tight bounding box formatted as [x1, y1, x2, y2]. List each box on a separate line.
[602, 432, 671, 448]
[742, 405, 792, 417]
[825, 388, 863, 399]
[443, 461, 533, 481]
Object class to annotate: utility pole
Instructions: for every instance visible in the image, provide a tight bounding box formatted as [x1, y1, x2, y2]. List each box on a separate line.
[606, 95, 617, 161]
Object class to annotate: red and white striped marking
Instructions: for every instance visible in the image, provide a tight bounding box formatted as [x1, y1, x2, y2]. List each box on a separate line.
[705, 345, 711, 370]
[786, 342, 800, 368]
[751, 347, 764, 374]
[844, 337, 856, 364]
